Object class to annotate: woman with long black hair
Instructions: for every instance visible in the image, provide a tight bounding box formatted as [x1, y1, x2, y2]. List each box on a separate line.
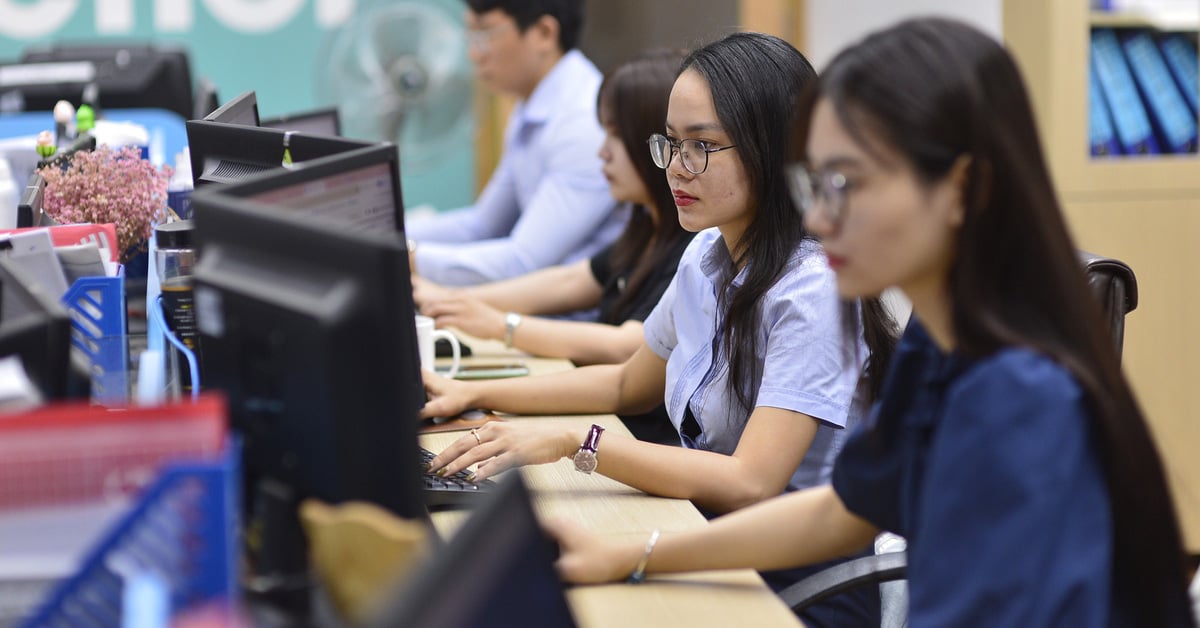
[547, 18, 1194, 627]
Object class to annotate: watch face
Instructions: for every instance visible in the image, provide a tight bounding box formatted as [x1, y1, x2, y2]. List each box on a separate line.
[573, 450, 597, 474]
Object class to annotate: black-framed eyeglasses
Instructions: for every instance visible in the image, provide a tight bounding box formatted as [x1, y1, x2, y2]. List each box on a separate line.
[647, 133, 737, 175]
[786, 163, 852, 227]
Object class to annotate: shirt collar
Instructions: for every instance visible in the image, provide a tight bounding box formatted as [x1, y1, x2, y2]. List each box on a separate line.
[698, 231, 743, 289]
[516, 49, 588, 125]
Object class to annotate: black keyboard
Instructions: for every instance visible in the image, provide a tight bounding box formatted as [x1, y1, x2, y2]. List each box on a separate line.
[420, 447, 497, 508]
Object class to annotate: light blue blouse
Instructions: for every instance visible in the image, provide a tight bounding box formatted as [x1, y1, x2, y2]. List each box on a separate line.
[643, 228, 867, 492]
[407, 49, 627, 286]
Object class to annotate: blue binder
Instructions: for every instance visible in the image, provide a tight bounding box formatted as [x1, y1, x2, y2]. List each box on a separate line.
[1121, 30, 1198, 154]
[1091, 29, 1159, 155]
[1089, 59, 1122, 156]
[1159, 34, 1199, 115]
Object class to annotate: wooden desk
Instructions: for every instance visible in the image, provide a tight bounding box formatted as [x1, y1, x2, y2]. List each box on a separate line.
[423, 341, 802, 627]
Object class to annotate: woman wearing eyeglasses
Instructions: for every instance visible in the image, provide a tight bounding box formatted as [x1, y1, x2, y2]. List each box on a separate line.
[545, 18, 1195, 627]
[423, 31, 897, 625]
[413, 49, 694, 445]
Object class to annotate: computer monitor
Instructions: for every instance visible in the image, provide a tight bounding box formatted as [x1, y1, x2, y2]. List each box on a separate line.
[202, 89, 259, 126]
[191, 144, 424, 585]
[0, 256, 82, 401]
[368, 474, 577, 628]
[7, 43, 193, 120]
[261, 107, 341, 136]
[185, 120, 374, 187]
[211, 143, 401, 232]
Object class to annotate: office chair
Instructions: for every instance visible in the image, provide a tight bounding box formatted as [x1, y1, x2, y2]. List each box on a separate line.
[778, 251, 1140, 621]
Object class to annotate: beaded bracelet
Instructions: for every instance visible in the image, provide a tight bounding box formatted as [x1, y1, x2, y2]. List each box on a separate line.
[627, 528, 661, 584]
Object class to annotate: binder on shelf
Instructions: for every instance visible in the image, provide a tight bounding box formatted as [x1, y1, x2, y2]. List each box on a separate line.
[1089, 60, 1123, 156]
[1159, 34, 1199, 115]
[1091, 29, 1160, 155]
[1121, 30, 1198, 153]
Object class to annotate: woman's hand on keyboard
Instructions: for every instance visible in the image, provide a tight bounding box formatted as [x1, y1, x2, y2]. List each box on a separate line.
[426, 421, 580, 482]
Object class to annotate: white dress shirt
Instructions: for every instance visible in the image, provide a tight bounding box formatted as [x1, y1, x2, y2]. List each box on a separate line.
[407, 49, 626, 286]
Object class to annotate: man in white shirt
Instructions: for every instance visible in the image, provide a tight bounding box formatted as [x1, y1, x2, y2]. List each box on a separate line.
[407, 0, 626, 286]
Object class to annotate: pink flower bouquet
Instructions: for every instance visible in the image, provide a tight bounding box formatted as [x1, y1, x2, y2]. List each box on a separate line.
[38, 145, 172, 261]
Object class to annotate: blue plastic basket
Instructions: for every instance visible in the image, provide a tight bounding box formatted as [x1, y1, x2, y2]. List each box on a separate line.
[21, 446, 240, 627]
[61, 271, 129, 404]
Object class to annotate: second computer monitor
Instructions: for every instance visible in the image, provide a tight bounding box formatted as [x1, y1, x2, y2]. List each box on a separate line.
[185, 120, 374, 187]
[192, 145, 423, 564]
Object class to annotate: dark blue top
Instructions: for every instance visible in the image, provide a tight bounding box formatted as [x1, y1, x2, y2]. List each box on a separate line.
[833, 320, 1129, 626]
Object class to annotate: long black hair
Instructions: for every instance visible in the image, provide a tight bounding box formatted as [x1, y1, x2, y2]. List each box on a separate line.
[597, 49, 692, 325]
[683, 32, 897, 407]
[795, 17, 1190, 624]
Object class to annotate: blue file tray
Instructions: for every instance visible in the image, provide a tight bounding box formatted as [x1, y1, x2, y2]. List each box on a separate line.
[61, 270, 129, 404]
[22, 446, 240, 627]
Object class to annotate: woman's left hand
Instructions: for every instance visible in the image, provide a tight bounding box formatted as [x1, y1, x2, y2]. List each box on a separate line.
[426, 421, 579, 482]
[543, 518, 645, 584]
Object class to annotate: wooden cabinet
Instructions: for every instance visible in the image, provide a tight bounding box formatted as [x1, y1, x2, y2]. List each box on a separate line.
[1004, 0, 1200, 551]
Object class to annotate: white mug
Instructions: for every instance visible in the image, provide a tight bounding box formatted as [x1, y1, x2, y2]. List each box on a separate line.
[415, 315, 461, 378]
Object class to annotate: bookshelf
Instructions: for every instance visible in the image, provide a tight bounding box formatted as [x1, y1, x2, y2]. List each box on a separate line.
[1004, 0, 1200, 552]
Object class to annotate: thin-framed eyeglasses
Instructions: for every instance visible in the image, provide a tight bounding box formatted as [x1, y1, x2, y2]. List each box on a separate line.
[786, 163, 851, 227]
[647, 133, 737, 175]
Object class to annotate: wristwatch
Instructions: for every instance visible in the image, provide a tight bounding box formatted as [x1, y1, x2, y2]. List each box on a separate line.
[573, 424, 605, 474]
[503, 312, 523, 348]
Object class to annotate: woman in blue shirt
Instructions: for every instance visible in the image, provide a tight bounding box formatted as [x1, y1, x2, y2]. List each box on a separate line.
[424, 33, 898, 623]
[412, 49, 694, 444]
[546, 18, 1194, 627]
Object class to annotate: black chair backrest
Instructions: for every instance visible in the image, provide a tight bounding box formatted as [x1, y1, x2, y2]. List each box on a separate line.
[1078, 250, 1138, 360]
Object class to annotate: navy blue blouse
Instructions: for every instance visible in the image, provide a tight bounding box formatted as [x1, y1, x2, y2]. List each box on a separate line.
[833, 321, 1126, 625]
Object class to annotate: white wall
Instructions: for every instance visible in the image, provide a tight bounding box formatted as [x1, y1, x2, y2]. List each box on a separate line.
[804, 0, 1002, 70]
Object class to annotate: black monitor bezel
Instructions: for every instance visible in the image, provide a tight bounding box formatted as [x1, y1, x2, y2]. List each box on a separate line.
[200, 89, 259, 126]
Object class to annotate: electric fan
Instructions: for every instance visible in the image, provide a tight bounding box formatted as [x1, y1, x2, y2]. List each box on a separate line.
[317, 1, 473, 172]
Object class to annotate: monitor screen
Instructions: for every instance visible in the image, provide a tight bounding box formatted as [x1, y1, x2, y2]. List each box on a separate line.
[0, 257, 83, 401]
[201, 89, 259, 126]
[368, 474, 577, 628]
[217, 151, 400, 233]
[185, 120, 375, 187]
[261, 107, 341, 137]
[191, 145, 424, 582]
[8, 44, 193, 120]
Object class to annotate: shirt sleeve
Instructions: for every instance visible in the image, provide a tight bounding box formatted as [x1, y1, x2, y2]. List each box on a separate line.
[754, 256, 860, 428]
[907, 351, 1112, 627]
[642, 270, 680, 361]
[410, 117, 617, 286]
[405, 154, 520, 244]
